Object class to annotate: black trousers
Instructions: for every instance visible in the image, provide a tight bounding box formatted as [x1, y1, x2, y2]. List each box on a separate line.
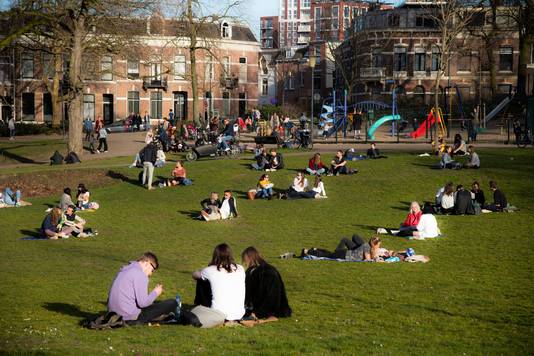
[335, 234, 365, 251]
[331, 165, 348, 175]
[194, 279, 212, 307]
[97, 138, 108, 151]
[135, 299, 178, 324]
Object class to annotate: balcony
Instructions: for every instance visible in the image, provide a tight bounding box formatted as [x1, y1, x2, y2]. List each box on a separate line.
[393, 71, 408, 79]
[298, 25, 311, 32]
[413, 70, 427, 78]
[143, 76, 168, 91]
[220, 75, 239, 90]
[360, 67, 386, 78]
[297, 36, 311, 44]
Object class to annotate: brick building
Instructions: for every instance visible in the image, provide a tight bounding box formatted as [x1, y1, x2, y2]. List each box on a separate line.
[0, 17, 259, 124]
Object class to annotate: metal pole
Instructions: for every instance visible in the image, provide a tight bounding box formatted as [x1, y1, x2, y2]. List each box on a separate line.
[311, 67, 314, 145]
[334, 89, 338, 144]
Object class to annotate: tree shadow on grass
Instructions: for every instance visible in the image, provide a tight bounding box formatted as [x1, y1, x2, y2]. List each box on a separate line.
[106, 170, 140, 186]
[42, 302, 100, 325]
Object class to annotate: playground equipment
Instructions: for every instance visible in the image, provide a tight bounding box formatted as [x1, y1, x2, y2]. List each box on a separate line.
[411, 107, 447, 151]
[484, 96, 513, 124]
[366, 87, 402, 140]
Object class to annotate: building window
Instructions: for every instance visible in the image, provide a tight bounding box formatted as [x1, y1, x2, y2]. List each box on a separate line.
[127, 91, 139, 114]
[223, 56, 230, 76]
[43, 93, 53, 122]
[414, 50, 425, 71]
[388, 14, 399, 27]
[127, 60, 139, 79]
[151, 63, 161, 80]
[332, 5, 339, 30]
[300, 71, 305, 87]
[262, 78, 268, 96]
[394, 47, 407, 71]
[83, 94, 95, 120]
[101, 56, 112, 81]
[499, 47, 513, 71]
[204, 56, 214, 82]
[431, 47, 441, 71]
[239, 57, 247, 82]
[301, 0, 310, 7]
[221, 22, 231, 38]
[150, 92, 162, 120]
[415, 17, 436, 28]
[22, 93, 35, 120]
[222, 92, 230, 117]
[313, 73, 321, 90]
[315, 7, 321, 32]
[457, 55, 471, 72]
[174, 55, 186, 79]
[0, 56, 12, 83]
[42, 53, 54, 79]
[21, 52, 34, 79]
[372, 48, 382, 68]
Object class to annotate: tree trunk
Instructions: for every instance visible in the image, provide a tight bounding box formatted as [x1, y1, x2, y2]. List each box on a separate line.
[51, 51, 62, 128]
[516, 34, 532, 99]
[190, 47, 198, 123]
[67, 19, 85, 156]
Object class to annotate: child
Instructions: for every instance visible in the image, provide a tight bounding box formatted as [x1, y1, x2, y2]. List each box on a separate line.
[256, 174, 274, 199]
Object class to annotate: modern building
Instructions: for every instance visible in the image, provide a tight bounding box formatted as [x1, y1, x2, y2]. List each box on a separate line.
[0, 17, 259, 124]
[278, 0, 312, 50]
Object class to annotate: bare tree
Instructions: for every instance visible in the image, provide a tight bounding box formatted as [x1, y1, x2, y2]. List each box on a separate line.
[426, 0, 475, 109]
[1, 0, 154, 155]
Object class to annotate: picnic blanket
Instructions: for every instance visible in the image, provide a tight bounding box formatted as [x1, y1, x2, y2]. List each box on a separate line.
[0, 201, 32, 209]
[301, 255, 429, 263]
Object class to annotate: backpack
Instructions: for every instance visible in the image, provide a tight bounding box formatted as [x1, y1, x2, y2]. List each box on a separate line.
[86, 312, 126, 330]
[65, 151, 81, 164]
[50, 151, 64, 165]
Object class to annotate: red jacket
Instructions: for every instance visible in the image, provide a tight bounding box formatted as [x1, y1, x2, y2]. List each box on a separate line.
[402, 211, 422, 227]
[308, 158, 325, 170]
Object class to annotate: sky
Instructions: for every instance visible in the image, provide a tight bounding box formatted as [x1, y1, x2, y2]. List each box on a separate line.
[239, 0, 278, 38]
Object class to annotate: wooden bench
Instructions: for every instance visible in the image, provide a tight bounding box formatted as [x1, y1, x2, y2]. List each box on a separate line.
[254, 135, 283, 147]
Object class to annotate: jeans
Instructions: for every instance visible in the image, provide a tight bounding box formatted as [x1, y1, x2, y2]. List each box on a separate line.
[331, 165, 348, 175]
[9, 128, 15, 138]
[133, 299, 178, 324]
[97, 138, 108, 151]
[218, 135, 234, 150]
[255, 187, 273, 199]
[143, 162, 154, 188]
[3, 188, 21, 205]
[306, 167, 326, 176]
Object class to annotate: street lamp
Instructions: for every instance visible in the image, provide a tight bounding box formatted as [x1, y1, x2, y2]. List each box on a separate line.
[309, 55, 316, 145]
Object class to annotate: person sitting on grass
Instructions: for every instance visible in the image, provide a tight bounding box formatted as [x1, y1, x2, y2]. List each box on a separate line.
[0, 186, 22, 207]
[329, 150, 355, 176]
[62, 204, 92, 237]
[251, 149, 269, 171]
[76, 183, 99, 210]
[192, 243, 246, 323]
[108, 252, 178, 325]
[377, 201, 422, 236]
[311, 176, 327, 198]
[40, 207, 72, 239]
[200, 192, 221, 220]
[240, 247, 292, 325]
[281, 171, 318, 199]
[256, 174, 274, 199]
[367, 143, 387, 159]
[484, 181, 508, 212]
[471, 181, 486, 207]
[464, 145, 480, 169]
[452, 133, 467, 156]
[59, 187, 75, 212]
[306, 153, 326, 176]
[300, 236, 384, 262]
[440, 183, 455, 215]
[161, 161, 192, 187]
[412, 203, 441, 239]
[266, 149, 284, 171]
[201, 191, 238, 221]
[454, 185, 475, 215]
[439, 146, 460, 169]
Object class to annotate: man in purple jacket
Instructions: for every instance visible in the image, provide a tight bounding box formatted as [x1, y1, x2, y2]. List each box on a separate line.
[107, 252, 177, 324]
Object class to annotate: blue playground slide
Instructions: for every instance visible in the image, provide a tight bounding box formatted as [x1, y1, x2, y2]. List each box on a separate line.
[367, 115, 401, 140]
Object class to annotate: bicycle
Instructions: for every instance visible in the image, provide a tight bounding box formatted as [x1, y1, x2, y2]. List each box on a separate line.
[516, 128, 532, 148]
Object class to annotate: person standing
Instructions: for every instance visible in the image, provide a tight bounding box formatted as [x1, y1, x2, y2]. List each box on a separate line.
[107, 252, 178, 324]
[8, 116, 15, 140]
[95, 115, 104, 132]
[83, 117, 93, 141]
[97, 126, 108, 153]
[140, 142, 157, 190]
[353, 108, 363, 140]
[168, 109, 175, 127]
[143, 111, 151, 131]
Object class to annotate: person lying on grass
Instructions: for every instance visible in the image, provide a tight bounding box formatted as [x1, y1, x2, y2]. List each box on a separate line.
[192, 243, 246, 323]
[40, 207, 73, 239]
[299, 236, 387, 262]
[200, 191, 238, 221]
[279, 171, 321, 199]
[376, 201, 422, 236]
[108, 252, 178, 325]
[0, 186, 23, 207]
[240, 246, 292, 326]
[160, 161, 192, 187]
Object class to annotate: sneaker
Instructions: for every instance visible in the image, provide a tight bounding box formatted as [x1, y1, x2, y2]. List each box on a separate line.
[279, 252, 295, 259]
[327, 173, 333, 177]
[376, 228, 388, 234]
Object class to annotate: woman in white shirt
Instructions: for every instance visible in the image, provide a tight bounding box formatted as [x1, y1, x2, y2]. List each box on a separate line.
[413, 203, 441, 239]
[312, 176, 327, 198]
[285, 172, 317, 199]
[440, 183, 455, 214]
[192, 244, 246, 321]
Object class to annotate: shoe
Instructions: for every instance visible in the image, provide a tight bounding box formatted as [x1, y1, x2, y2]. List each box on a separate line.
[327, 173, 333, 177]
[376, 228, 388, 234]
[104, 151, 108, 153]
[279, 252, 295, 259]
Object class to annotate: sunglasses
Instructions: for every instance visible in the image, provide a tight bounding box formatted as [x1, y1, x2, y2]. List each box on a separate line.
[150, 263, 157, 271]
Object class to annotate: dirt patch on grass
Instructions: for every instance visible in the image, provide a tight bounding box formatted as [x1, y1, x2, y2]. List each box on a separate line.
[0, 169, 120, 198]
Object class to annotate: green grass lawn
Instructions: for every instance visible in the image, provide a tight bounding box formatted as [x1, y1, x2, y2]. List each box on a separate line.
[0, 139, 68, 165]
[0, 148, 533, 354]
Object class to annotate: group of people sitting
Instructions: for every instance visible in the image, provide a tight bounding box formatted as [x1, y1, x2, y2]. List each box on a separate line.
[250, 172, 327, 200]
[376, 202, 441, 239]
[299, 234, 428, 263]
[105, 245, 291, 328]
[251, 147, 284, 171]
[439, 142, 480, 169]
[199, 191, 238, 221]
[306, 150, 356, 176]
[435, 180, 508, 214]
[60, 184, 99, 211]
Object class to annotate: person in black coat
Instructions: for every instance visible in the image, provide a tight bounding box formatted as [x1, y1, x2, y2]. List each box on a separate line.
[454, 185, 475, 215]
[241, 247, 291, 323]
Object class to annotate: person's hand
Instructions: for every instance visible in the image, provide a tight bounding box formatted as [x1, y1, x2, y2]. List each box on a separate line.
[154, 284, 163, 296]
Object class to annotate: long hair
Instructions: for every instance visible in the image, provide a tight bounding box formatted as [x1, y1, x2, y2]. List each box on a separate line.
[77, 183, 88, 197]
[369, 236, 381, 259]
[209, 243, 237, 273]
[51, 207, 62, 226]
[313, 153, 321, 164]
[241, 246, 266, 268]
[444, 182, 454, 196]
